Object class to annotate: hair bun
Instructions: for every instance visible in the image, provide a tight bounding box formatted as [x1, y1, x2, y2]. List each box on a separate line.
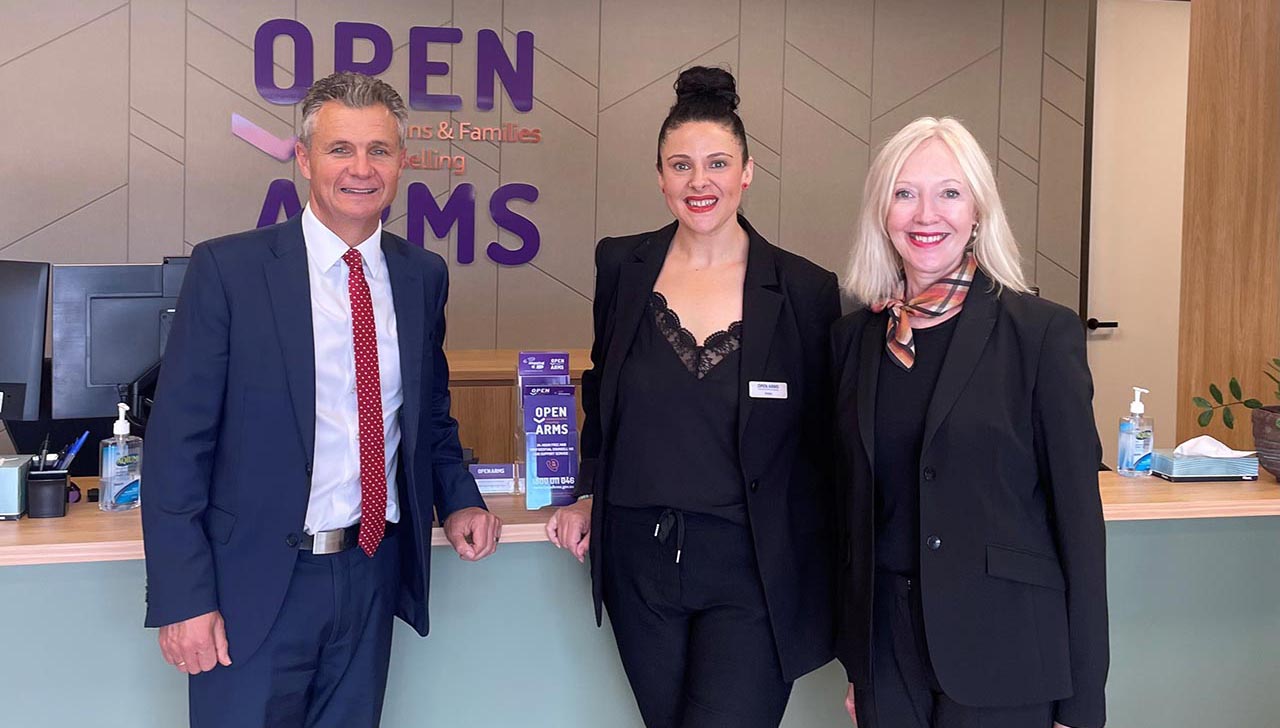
[673, 66, 739, 112]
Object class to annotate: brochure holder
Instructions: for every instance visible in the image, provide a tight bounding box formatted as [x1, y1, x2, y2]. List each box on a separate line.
[515, 351, 577, 510]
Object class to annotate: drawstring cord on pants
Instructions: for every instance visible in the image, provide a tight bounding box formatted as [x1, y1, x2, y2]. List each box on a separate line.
[654, 508, 686, 564]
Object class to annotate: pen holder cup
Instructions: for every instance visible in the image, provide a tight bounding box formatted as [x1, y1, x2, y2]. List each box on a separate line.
[27, 470, 69, 518]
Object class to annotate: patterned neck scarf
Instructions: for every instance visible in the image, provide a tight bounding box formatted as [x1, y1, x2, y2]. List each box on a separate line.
[872, 253, 978, 371]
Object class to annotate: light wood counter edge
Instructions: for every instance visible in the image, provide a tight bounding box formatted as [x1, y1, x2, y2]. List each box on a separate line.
[0, 540, 145, 566]
[1102, 501, 1280, 520]
[3, 473, 1278, 567]
[1098, 471, 1280, 520]
[0, 514, 553, 567]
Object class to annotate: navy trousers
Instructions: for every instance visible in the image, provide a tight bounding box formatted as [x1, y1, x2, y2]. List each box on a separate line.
[603, 505, 793, 728]
[854, 572, 1054, 728]
[189, 527, 401, 728]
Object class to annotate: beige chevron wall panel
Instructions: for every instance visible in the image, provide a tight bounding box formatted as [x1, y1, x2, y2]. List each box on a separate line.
[1, 0, 1094, 356]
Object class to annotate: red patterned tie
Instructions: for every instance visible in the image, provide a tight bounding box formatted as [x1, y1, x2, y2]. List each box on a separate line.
[343, 248, 386, 556]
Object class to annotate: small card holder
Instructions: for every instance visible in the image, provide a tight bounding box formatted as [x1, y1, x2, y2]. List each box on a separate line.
[27, 469, 69, 518]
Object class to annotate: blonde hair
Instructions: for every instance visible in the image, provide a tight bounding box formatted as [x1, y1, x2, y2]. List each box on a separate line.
[843, 116, 1030, 305]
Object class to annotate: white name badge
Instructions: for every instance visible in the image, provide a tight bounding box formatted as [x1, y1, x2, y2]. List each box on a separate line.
[748, 381, 788, 399]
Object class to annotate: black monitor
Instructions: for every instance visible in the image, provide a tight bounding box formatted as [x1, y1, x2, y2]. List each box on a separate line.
[3, 358, 114, 477]
[50, 258, 188, 420]
[0, 260, 50, 420]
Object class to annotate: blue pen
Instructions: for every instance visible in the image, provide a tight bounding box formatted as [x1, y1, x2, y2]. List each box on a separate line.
[58, 430, 90, 471]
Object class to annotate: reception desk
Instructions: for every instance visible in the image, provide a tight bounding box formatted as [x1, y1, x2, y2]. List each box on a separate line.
[1, 347, 1277, 727]
[3, 472, 1278, 567]
[1, 473, 1278, 727]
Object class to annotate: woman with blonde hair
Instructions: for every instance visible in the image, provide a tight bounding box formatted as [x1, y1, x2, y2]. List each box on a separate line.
[831, 117, 1108, 728]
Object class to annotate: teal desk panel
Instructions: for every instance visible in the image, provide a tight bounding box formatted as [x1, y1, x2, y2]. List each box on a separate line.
[0, 519, 1276, 727]
[1104, 517, 1280, 727]
[0, 542, 846, 727]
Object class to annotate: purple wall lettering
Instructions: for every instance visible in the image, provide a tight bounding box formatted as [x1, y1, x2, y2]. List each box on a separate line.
[257, 178, 303, 227]
[408, 182, 476, 261]
[252, 21, 535, 113]
[487, 183, 540, 265]
[477, 30, 534, 112]
[334, 22, 393, 76]
[254, 19, 315, 105]
[256, 179, 539, 264]
[408, 26, 464, 111]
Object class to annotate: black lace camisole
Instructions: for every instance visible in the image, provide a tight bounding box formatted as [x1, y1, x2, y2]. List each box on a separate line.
[606, 292, 748, 523]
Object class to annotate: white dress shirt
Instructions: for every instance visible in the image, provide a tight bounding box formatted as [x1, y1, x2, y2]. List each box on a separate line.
[301, 204, 403, 534]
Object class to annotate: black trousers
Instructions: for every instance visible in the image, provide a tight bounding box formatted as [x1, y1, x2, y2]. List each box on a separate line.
[189, 527, 401, 728]
[602, 505, 793, 728]
[854, 572, 1054, 728]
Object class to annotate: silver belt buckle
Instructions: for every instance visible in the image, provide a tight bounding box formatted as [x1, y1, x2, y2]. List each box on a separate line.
[311, 528, 349, 555]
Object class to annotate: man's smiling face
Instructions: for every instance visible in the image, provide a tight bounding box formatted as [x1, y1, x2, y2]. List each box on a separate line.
[295, 101, 404, 243]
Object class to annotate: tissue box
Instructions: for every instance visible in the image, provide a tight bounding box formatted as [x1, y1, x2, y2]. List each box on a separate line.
[1151, 449, 1259, 482]
[0, 455, 32, 520]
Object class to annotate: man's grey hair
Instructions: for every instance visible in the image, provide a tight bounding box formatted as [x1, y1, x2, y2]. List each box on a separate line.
[298, 71, 409, 148]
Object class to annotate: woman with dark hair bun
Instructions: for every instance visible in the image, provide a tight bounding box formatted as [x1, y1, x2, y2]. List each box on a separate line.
[546, 65, 842, 727]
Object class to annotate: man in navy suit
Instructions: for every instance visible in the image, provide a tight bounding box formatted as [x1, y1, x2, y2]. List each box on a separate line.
[141, 71, 502, 727]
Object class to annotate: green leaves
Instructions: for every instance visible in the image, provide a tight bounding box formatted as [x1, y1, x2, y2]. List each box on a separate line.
[1268, 360, 1280, 399]
[1210, 383, 1224, 404]
[1192, 360, 1280, 429]
[1199, 403, 1238, 429]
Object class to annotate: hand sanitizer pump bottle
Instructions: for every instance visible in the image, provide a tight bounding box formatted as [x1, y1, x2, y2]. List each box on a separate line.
[1117, 387, 1154, 477]
[100, 403, 143, 511]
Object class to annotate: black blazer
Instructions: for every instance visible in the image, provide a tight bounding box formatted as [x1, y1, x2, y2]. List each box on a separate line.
[831, 270, 1109, 728]
[577, 217, 842, 681]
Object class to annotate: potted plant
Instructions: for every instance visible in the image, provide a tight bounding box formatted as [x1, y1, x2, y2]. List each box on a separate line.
[1192, 359, 1280, 477]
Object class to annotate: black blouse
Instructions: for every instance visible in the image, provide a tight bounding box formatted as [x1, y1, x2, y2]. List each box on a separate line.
[873, 315, 959, 576]
[607, 292, 747, 523]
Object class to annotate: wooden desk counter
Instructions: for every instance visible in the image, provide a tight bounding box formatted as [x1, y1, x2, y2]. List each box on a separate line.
[445, 348, 591, 383]
[0, 490, 552, 567]
[0, 347, 591, 566]
[1098, 470, 1280, 520]
[3, 472, 1278, 567]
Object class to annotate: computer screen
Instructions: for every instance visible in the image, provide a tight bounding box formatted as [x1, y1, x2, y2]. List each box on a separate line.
[50, 258, 188, 419]
[0, 260, 50, 420]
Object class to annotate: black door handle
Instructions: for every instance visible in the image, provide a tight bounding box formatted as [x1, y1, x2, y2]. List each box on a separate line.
[1086, 318, 1118, 330]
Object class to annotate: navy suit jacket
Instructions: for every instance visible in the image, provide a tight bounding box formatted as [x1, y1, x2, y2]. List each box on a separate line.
[141, 215, 485, 662]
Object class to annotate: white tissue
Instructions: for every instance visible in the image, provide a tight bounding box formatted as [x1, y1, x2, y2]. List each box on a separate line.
[1173, 435, 1256, 458]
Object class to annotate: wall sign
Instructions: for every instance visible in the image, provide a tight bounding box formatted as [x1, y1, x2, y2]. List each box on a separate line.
[243, 19, 542, 265]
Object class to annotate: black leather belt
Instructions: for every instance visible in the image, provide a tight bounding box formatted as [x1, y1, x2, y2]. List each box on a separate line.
[299, 523, 362, 554]
[299, 521, 397, 554]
